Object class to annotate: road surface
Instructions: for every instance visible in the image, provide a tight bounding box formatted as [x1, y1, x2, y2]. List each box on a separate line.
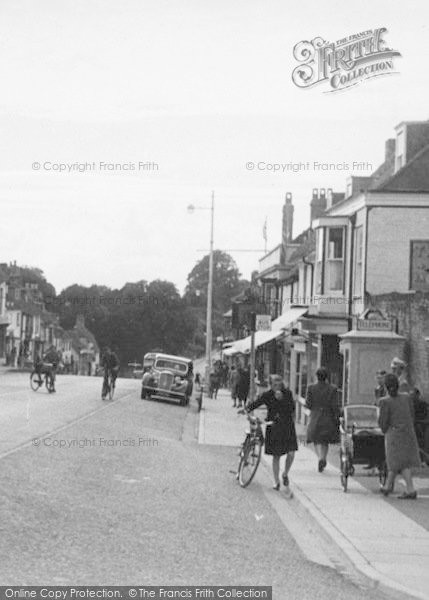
[0, 372, 412, 598]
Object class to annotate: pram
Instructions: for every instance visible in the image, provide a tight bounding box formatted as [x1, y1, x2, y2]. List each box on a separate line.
[339, 404, 387, 492]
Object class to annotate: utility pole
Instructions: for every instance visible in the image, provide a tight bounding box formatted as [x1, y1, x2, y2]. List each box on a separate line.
[205, 191, 215, 387]
[249, 311, 256, 403]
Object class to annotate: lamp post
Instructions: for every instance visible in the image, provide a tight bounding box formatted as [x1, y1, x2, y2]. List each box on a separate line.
[187, 191, 215, 389]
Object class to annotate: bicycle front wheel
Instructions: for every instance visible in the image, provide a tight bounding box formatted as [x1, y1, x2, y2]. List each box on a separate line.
[238, 438, 263, 488]
[30, 372, 41, 391]
[108, 379, 115, 400]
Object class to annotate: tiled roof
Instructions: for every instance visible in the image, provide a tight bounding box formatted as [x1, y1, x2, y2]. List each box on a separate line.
[373, 144, 429, 192]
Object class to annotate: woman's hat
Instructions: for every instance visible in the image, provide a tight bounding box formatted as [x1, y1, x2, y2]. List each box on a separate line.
[391, 357, 406, 368]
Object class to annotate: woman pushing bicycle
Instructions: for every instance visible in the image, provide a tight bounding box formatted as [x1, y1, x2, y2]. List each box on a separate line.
[245, 374, 298, 496]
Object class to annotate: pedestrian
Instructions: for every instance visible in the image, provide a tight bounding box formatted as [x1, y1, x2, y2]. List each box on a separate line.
[230, 365, 240, 407]
[390, 357, 410, 393]
[209, 369, 220, 399]
[246, 374, 298, 497]
[10, 345, 17, 368]
[306, 367, 340, 472]
[378, 373, 420, 499]
[222, 362, 229, 388]
[237, 365, 250, 408]
[374, 369, 387, 405]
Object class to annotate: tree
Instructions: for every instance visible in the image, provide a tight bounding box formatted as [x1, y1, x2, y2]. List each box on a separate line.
[183, 251, 250, 356]
[52, 279, 198, 364]
[184, 250, 249, 313]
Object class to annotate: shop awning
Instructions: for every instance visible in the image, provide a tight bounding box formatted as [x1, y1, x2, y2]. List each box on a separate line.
[271, 306, 308, 329]
[223, 306, 308, 355]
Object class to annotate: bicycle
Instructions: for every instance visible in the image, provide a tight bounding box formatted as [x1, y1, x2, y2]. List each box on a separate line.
[102, 370, 116, 400]
[231, 411, 273, 488]
[30, 363, 55, 394]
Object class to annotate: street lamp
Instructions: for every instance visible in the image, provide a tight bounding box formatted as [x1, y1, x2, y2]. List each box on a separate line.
[187, 191, 215, 389]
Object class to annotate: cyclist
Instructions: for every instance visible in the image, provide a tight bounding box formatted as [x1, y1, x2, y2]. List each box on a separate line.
[34, 353, 44, 386]
[43, 345, 60, 393]
[101, 347, 120, 400]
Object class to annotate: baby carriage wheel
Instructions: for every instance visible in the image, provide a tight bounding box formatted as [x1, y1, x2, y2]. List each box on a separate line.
[378, 461, 387, 486]
[339, 448, 350, 492]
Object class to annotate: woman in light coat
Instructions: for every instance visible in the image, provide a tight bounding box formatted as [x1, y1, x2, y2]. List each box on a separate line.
[379, 373, 420, 499]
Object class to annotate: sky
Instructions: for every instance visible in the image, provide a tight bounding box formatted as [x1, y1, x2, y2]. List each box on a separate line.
[1, 0, 428, 294]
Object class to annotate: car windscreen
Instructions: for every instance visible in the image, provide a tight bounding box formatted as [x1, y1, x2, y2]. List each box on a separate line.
[154, 359, 188, 373]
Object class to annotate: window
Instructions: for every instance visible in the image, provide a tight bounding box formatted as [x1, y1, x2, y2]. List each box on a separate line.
[16, 313, 20, 327]
[294, 353, 301, 396]
[353, 227, 363, 296]
[324, 228, 344, 292]
[154, 359, 188, 373]
[294, 352, 308, 399]
[315, 228, 324, 294]
[410, 240, 429, 291]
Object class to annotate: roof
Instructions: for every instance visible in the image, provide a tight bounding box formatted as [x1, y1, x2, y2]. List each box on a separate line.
[373, 143, 429, 193]
[153, 353, 192, 363]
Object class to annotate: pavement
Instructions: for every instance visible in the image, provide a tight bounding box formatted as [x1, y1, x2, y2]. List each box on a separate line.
[198, 387, 429, 600]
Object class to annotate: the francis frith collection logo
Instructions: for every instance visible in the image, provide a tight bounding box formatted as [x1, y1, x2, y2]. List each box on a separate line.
[292, 28, 401, 92]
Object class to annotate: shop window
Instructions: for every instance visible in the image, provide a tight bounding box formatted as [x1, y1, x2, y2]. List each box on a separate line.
[342, 348, 350, 407]
[294, 352, 308, 399]
[294, 353, 301, 396]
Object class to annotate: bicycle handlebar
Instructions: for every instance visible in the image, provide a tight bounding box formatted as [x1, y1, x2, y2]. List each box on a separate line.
[247, 414, 274, 426]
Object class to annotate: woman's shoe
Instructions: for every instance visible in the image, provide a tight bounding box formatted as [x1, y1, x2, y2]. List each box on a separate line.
[318, 459, 326, 473]
[273, 482, 280, 491]
[397, 491, 417, 500]
[282, 473, 289, 487]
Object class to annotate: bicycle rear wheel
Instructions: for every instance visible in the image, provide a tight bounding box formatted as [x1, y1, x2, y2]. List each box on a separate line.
[238, 438, 262, 488]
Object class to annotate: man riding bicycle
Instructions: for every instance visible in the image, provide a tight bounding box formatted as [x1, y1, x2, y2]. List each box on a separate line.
[39, 345, 60, 393]
[101, 347, 120, 400]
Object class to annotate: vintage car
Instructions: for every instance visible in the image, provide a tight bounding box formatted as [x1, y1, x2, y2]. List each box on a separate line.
[141, 352, 193, 406]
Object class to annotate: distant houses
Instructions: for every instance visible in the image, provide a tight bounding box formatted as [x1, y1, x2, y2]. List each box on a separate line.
[0, 262, 99, 373]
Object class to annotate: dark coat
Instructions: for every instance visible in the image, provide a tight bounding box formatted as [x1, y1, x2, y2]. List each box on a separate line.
[306, 381, 340, 444]
[237, 368, 250, 401]
[378, 393, 421, 472]
[247, 388, 298, 455]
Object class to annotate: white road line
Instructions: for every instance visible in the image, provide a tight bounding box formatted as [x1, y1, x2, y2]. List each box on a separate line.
[0, 390, 136, 461]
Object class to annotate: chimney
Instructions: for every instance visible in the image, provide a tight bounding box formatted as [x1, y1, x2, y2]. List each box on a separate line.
[282, 193, 294, 247]
[310, 188, 328, 223]
[385, 138, 395, 165]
